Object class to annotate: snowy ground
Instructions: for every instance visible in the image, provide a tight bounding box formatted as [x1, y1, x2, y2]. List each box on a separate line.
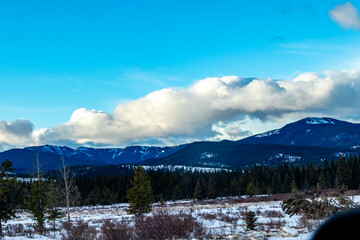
[2, 195, 360, 239]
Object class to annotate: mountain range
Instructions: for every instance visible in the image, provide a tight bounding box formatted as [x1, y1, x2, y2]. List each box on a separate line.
[1, 117, 360, 172]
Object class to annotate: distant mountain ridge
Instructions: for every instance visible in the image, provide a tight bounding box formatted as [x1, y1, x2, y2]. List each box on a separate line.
[0, 144, 186, 172]
[1, 117, 360, 172]
[239, 117, 360, 148]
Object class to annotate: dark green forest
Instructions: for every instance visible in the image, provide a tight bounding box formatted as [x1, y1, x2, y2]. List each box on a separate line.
[73, 156, 360, 205]
[5, 156, 360, 207]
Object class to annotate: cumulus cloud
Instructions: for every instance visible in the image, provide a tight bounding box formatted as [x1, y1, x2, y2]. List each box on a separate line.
[36, 70, 360, 146]
[329, 2, 360, 30]
[2, 69, 360, 150]
[0, 119, 34, 151]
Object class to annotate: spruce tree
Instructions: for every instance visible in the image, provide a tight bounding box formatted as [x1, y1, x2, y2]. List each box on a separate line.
[282, 174, 292, 193]
[291, 178, 298, 193]
[337, 157, 351, 189]
[271, 172, 282, 194]
[126, 165, 153, 215]
[193, 180, 202, 200]
[246, 182, 257, 197]
[193, 177, 206, 200]
[207, 177, 216, 199]
[46, 180, 64, 232]
[317, 171, 327, 190]
[28, 179, 47, 232]
[245, 211, 257, 230]
[0, 159, 20, 236]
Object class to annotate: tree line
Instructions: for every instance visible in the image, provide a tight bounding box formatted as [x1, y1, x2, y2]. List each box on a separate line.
[75, 156, 360, 205]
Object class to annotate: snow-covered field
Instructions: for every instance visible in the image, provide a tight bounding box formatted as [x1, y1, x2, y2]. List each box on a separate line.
[3, 195, 360, 239]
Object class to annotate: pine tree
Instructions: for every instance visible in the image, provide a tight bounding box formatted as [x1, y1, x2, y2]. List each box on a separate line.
[282, 174, 292, 193]
[126, 165, 153, 215]
[291, 178, 298, 193]
[207, 177, 216, 199]
[271, 172, 282, 194]
[317, 171, 327, 190]
[193, 177, 206, 200]
[245, 211, 257, 230]
[246, 182, 257, 197]
[306, 162, 317, 189]
[0, 159, 20, 236]
[28, 179, 47, 232]
[28, 154, 47, 233]
[336, 157, 351, 189]
[46, 180, 64, 232]
[322, 160, 332, 188]
[193, 180, 201, 200]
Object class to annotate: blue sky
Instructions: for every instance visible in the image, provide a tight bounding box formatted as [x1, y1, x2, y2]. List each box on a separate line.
[1, 1, 360, 150]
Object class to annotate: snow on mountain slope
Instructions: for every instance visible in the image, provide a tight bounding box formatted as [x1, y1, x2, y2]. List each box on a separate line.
[0, 144, 186, 171]
[305, 117, 335, 124]
[240, 117, 360, 148]
[255, 129, 280, 138]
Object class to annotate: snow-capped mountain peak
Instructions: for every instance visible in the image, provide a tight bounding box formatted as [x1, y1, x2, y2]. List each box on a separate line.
[305, 117, 335, 125]
[240, 117, 360, 148]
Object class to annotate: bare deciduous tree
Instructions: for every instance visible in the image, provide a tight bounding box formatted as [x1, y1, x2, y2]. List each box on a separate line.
[60, 156, 80, 222]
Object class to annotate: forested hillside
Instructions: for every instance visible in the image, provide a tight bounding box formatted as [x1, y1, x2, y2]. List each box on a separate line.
[71, 156, 360, 205]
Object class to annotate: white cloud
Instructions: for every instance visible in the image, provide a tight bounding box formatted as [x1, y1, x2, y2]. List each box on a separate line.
[2, 70, 360, 150]
[0, 119, 34, 151]
[329, 2, 360, 30]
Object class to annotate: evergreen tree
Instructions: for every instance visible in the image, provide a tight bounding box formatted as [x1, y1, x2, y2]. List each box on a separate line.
[306, 162, 317, 189]
[271, 172, 282, 194]
[245, 211, 257, 230]
[126, 165, 153, 215]
[336, 157, 351, 189]
[282, 174, 292, 193]
[291, 178, 298, 193]
[207, 177, 216, 199]
[193, 180, 202, 200]
[322, 160, 332, 188]
[46, 180, 64, 232]
[28, 179, 47, 232]
[229, 177, 239, 196]
[246, 182, 257, 197]
[193, 177, 207, 200]
[317, 171, 327, 190]
[0, 159, 20, 236]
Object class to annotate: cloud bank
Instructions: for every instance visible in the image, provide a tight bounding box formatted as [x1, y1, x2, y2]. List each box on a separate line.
[329, 2, 360, 30]
[1, 70, 360, 150]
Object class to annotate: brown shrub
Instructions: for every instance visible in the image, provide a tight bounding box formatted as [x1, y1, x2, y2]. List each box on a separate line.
[296, 215, 321, 230]
[134, 210, 204, 240]
[3, 224, 28, 237]
[238, 206, 249, 218]
[216, 212, 237, 224]
[201, 213, 217, 220]
[264, 218, 286, 230]
[262, 210, 285, 218]
[61, 220, 97, 240]
[100, 219, 132, 240]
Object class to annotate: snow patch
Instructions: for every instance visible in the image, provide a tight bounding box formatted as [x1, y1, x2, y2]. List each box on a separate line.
[269, 154, 301, 163]
[306, 117, 335, 125]
[140, 165, 230, 173]
[335, 152, 350, 157]
[200, 152, 217, 159]
[255, 129, 280, 138]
